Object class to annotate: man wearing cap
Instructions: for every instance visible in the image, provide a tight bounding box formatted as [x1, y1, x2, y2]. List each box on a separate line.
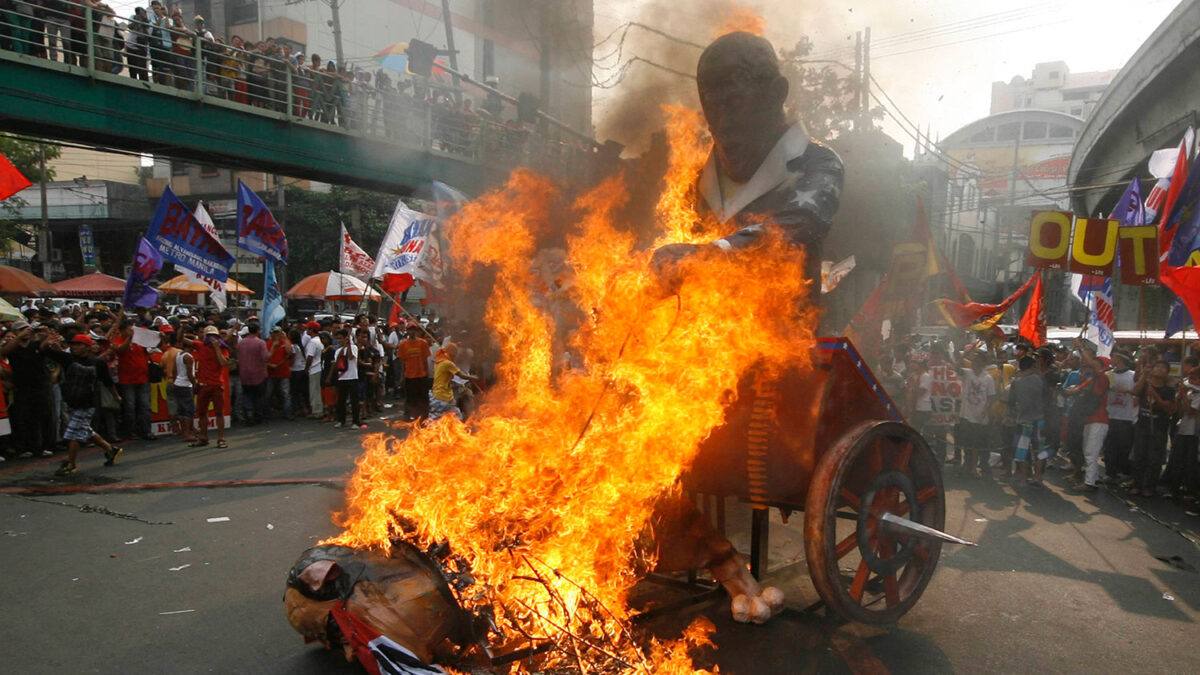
[41, 333, 124, 476]
[193, 326, 230, 448]
[1102, 350, 1138, 482]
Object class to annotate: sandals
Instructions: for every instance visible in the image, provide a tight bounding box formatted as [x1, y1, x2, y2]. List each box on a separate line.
[217, 440, 228, 449]
[188, 440, 209, 447]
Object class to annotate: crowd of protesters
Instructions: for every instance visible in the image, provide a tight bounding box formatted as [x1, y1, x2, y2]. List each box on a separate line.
[0, 301, 487, 476]
[0, 2, 586, 163]
[880, 333, 1200, 515]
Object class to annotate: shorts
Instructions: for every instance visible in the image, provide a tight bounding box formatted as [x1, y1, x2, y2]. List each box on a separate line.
[1014, 419, 1044, 462]
[428, 394, 461, 422]
[171, 385, 196, 418]
[63, 406, 96, 442]
[955, 421, 992, 451]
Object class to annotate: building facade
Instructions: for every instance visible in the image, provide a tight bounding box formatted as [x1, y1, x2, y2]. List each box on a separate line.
[991, 61, 1118, 121]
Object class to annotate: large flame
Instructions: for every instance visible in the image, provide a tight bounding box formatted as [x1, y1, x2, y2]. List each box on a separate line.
[327, 107, 817, 672]
[715, 8, 767, 38]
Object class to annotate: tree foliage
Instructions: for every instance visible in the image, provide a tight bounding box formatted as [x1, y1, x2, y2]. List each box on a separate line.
[282, 185, 404, 282]
[0, 135, 60, 183]
[779, 37, 883, 141]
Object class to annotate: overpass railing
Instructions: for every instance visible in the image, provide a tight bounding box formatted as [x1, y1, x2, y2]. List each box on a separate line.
[0, 2, 594, 183]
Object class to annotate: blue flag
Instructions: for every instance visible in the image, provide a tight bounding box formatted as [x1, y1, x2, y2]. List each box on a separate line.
[1167, 296, 1192, 338]
[237, 180, 289, 264]
[262, 260, 285, 332]
[123, 237, 163, 308]
[1166, 153, 1200, 267]
[1112, 178, 1145, 227]
[145, 186, 235, 281]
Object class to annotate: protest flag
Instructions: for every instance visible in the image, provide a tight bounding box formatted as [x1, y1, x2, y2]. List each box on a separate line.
[262, 260, 285, 333]
[1018, 274, 1046, 348]
[176, 202, 229, 311]
[1159, 150, 1200, 327]
[1158, 130, 1194, 257]
[931, 272, 1039, 330]
[145, 186, 235, 281]
[0, 152, 31, 202]
[340, 223, 375, 280]
[124, 237, 163, 307]
[1166, 296, 1192, 339]
[236, 180, 289, 264]
[431, 181, 470, 219]
[372, 201, 445, 294]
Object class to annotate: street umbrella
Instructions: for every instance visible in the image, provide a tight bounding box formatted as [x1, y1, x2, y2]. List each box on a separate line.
[0, 264, 54, 296]
[286, 271, 381, 302]
[373, 41, 448, 75]
[50, 271, 126, 298]
[0, 296, 21, 321]
[157, 274, 253, 295]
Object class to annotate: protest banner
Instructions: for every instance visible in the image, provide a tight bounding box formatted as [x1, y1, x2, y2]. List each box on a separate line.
[928, 362, 962, 426]
[145, 187, 235, 281]
[236, 180, 289, 264]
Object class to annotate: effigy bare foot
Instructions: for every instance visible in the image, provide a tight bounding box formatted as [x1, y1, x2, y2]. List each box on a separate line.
[708, 553, 785, 624]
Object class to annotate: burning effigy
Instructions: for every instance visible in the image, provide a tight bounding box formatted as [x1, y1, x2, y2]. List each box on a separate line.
[285, 26, 962, 675]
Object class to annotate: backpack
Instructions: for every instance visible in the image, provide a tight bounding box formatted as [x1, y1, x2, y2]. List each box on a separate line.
[62, 360, 99, 409]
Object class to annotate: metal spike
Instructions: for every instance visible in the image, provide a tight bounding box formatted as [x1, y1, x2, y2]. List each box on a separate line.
[880, 512, 977, 546]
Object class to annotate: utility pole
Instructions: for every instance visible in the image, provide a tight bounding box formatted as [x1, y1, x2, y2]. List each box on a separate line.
[854, 31, 862, 130]
[538, 1, 552, 122]
[440, 0, 462, 100]
[861, 27, 871, 128]
[327, 0, 345, 69]
[38, 143, 49, 279]
[1005, 128, 1022, 291]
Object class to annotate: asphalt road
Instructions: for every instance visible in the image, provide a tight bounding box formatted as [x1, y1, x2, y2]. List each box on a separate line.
[2, 415, 1198, 674]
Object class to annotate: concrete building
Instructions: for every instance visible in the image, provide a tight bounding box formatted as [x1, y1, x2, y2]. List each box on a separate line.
[991, 61, 1118, 121]
[179, 0, 593, 135]
[1068, 0, 1200, 330]
[934, 109, 1083, 315]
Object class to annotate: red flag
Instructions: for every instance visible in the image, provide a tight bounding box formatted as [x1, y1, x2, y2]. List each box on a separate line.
[1018, 273, 1046, 347]
[844, 276, 888, 360]
[1158, 133, 1192, 258]
[931, 273, 1038, 329]
[0, 152, 31, 202]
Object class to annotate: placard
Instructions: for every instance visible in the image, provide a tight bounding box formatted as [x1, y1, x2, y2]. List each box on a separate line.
[1026, 211, 1072, 270]
[1117, 225, 1160, 286]
[1068, 217, 1118, 276]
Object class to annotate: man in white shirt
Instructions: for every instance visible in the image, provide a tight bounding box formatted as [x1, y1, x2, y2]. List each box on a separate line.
[957, 351, 996, 478]
[1102, 350, 1138, 482]
[329, 329, 364, 429]
[303, 323, 324, 419]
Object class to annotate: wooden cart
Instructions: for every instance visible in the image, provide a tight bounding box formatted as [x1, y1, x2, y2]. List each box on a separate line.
[683, 337, 970, 624]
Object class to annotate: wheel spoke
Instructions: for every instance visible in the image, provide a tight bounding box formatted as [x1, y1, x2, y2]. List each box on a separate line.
[840, 488, 861, 510]
[849, 559, 870, 602]
[917, 486, 938, 504]
[883, 573, 900, 607]
[835, 531, 858, 559]
[891, 441, 913, 470]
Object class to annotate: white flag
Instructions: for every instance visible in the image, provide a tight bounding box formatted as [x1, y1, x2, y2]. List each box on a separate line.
[339, 223, 375, 280]
[820, 255, 856, 294]
[372, 201, 445, 291]
[186, 202, 228, 311]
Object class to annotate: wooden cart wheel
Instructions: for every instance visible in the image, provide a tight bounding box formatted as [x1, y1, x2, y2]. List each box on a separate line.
[804, 419, 945, 624]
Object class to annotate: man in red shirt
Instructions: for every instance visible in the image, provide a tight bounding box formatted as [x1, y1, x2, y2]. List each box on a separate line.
[1066, 345, 1110, 492]
[108, 320, 154, 440]
[395, 323, 431, 421]
[265, 325, 293, 421]
[193, 326, 230, 448]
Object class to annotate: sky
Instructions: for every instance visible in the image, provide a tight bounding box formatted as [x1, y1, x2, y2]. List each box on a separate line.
[590, 0, 1182, 155]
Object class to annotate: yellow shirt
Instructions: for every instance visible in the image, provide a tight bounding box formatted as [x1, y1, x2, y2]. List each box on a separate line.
[432, 359, 461, 402]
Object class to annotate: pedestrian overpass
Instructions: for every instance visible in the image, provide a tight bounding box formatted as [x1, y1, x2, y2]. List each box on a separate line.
[0, 38, 589, 196]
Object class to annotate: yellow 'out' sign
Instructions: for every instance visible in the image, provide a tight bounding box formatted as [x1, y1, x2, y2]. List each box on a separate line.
[1026, 211, 1158, 284]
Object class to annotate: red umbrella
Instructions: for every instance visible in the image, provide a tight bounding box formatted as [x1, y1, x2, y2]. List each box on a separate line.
[0, 264, 55, 296]
[50, 271, 126, 298]
[286, 271, 381, 302]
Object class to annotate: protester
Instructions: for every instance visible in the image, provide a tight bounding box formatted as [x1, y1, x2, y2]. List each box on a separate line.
[43, 333, 124, 476]
[0, 320, 57, 458]
[303, 322, 323, 419]
[1103, 350, 1138, 483]
[396, 323, 431, 421]
[956, 350, 995, 478]
[265, 325, 293, 420]
[236, 322, 268, 424]
[1129, 359, 1176, 496]
[192, 326, 229, 448]
[171, 335, 196, 443]
[1009, 355, 1044, 484]
[1165, 356, 1200, 500]
[288, 328, 309, 418]
[110, 319, 154, 440]
[329, 329, 364, 429]
[1066, 346, 1109, 492]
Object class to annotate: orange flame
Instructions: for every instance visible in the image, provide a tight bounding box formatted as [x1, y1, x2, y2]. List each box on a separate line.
[326, 105, 816, 672]
[715, 7, 767, 38]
